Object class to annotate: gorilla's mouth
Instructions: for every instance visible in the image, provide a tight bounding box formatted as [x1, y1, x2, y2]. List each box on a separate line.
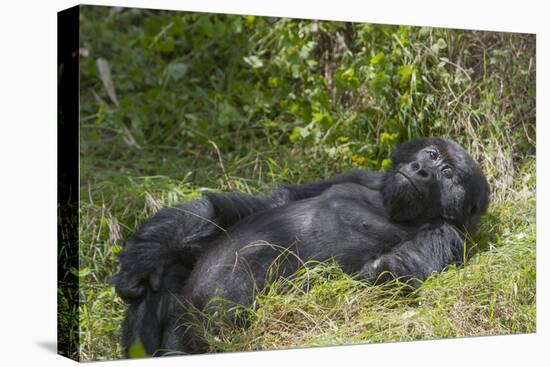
[396, 171, 421, 195]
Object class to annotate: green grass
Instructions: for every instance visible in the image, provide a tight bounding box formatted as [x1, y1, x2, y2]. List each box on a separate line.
[70, 7, 536, 361]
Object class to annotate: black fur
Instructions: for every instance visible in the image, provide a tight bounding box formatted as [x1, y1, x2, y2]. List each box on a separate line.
[112, 137, 489, 356]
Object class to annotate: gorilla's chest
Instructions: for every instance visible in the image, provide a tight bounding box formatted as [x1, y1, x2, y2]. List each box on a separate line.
[292, 198, 412, 266]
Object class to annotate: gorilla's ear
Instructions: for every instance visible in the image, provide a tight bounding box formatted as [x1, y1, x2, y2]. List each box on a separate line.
[482, 179, 491, 212]
[462, 171, 490, 232]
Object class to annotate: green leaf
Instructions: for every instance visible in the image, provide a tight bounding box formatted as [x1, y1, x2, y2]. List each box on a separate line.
[370, 52, 385, 65]
[380, 132, 398, 145]
[128, 337, 149, 359]
[156, 37, 175, 53]
[299, 45, 311, 59]
[112, 244, 122, 255]
[381, 158, 392, 171]
[431, 38, 447, 55]
[419, 27, 432, 36]
[291, 64, 301, 79]
[312, 112, 334, 130]
[369, 70, 388, 92]
[95, 104, 105, 126]
[70, 267, 90, 278]
[290, 127, 302, 143]
[336, 67, 360, 88]
[268, 77, 280, 88]
[398, 64, 415, 88]
[246, 15, 256, 27]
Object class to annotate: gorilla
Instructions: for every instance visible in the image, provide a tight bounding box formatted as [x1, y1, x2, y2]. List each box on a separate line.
[112, 137, 490, 356]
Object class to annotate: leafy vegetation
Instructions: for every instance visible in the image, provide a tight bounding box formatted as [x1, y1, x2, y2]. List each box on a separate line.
[73, 6, 535, 361]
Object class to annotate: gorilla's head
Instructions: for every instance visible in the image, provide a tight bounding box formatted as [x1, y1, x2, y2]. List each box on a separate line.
[381, 137, 490, 232]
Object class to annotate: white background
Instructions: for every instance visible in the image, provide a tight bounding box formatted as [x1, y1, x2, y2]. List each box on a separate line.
[0, 0, 546, 366]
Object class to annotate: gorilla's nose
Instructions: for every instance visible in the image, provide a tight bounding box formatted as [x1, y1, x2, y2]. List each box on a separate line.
[408, 161, 432, 181]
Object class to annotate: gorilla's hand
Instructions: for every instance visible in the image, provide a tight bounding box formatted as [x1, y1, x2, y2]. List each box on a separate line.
[360, 223, 464, 287]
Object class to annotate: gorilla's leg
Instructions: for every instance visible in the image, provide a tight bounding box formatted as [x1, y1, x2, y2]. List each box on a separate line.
[113, 193, 273, 355]
[131, 253, 260, 356]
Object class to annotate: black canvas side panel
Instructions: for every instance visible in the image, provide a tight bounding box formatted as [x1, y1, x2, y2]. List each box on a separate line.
[57, 5, 80, 361]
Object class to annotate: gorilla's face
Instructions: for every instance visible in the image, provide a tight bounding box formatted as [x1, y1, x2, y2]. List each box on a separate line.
[382, 146, 442, 222]
[381, 138, 490, 230]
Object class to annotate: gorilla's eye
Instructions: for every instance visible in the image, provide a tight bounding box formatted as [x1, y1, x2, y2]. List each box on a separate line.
[442, 167, 453, 178]
[427, 150, 438, 161]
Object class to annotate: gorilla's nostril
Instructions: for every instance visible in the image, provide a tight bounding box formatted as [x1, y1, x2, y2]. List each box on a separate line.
[411, 162, 420, 170]
[417, 169, 429, 178]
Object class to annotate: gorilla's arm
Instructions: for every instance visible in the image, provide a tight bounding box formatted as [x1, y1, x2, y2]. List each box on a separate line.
[359, 223, 464, 287]
[279, 169, 384, 200]
[113, 169, 381, 301]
